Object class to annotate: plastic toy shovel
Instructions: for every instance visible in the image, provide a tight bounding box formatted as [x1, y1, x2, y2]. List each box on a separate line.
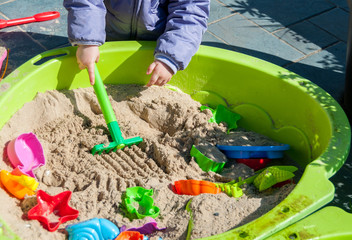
[7, 132, 46, 179]
[0, 11, 60, 29]
[91, 65, 143, 155]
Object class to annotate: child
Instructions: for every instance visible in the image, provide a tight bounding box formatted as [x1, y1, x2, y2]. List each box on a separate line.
[64, 0, 210, 86]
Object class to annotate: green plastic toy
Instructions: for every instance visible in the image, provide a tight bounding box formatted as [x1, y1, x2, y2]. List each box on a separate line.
[215, 172, 260, 198]
[200, 104, 241, 133]
[215, 165, 297, 197]
[215, 179, 244, 198]
[253, 166, 297, 192]
[185, 199, 194, 240]
[190, 145, 227, 173]
[91, 65, 143, 155]
[121, 186, 160, 220]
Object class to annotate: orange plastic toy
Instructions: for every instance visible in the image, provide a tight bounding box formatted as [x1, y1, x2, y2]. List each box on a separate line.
[173, 180, 221, 195]
[0, 170, 37, 199]
[115, 231, 144, 240]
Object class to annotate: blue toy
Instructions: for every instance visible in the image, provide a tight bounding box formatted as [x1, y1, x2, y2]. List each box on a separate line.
[216, 144, 290, 159]
[66, 218, 120, 240]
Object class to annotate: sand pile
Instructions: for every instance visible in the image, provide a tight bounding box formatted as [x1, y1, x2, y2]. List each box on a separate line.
[0, 85, 294, 240]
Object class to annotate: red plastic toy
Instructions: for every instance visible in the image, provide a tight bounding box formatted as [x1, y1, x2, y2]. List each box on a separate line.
[0, 11, 60, 29]
[236, 158, 271, 171]
[273, 179, 294, 188]
[27, 190, 79, 232]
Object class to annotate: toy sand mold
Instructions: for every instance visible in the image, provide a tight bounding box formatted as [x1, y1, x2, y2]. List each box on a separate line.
[0, 41, 351, 239]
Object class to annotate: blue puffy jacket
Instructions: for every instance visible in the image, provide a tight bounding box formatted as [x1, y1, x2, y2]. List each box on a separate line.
[64, 0, 210, 73]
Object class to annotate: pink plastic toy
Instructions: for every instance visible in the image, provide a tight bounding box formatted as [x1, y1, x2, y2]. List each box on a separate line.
[27, 190, 79, 232]
[7, 133, 45, 178]
[0, 48, 6, 71]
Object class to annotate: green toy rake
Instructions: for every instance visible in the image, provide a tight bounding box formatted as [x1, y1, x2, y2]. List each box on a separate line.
[91, 65, 143, 155]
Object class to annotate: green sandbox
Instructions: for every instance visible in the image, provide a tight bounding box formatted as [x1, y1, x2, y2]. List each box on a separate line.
[0, 41, 351, 239]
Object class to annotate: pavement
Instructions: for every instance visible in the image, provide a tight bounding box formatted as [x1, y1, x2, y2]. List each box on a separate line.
[0, 0, 351, 215]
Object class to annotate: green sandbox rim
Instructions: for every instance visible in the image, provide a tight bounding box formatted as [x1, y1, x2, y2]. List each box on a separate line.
[0, 41, 351, 239]
[270, 206, 352, 240]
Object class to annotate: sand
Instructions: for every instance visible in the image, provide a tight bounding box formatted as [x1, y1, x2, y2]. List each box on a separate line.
[0, 85, 295, 240]
[0, 47, 5, 57]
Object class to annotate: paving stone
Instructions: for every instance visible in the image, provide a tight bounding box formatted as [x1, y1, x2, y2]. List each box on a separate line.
[286, 41, 347, 100]
[208, 0, 235, 24]
[0, 0, 68, 49]
[0, 31, 45, 70]
[328, 0, 350, 11]
[201, 31, 235, 51]
[218, 0, 335, 32]
[328, 164, 352, 213]
[208, 14, 304, 66]
[274, 20, 339, 55]
[309, 7, 349, 42]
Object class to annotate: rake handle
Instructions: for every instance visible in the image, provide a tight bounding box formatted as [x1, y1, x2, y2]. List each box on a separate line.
[93, 65, 117, 124]
[90, 65, 143, 155]
[92, 65, 125, 144]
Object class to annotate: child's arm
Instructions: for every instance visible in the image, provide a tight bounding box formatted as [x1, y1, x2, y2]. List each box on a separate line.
[64, 0, 106, 46]
[64, 0, 106, 84]
[154, 0, 210, 74]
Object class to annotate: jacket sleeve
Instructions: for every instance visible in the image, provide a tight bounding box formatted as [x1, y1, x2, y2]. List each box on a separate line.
[64, 0, 107, 46]
[154, 0, 210, 71]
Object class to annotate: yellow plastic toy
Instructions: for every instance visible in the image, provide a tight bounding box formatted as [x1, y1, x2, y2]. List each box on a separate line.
[0, 170, 38, 199]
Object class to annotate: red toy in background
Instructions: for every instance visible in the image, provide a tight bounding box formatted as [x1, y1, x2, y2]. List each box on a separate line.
[0, 11, 60, 29]
[236, 158, 271, 171]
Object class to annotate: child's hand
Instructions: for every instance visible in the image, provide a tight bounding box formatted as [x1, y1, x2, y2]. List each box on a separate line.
[76, 45, 100, 85]
[146, 60, 173, 87]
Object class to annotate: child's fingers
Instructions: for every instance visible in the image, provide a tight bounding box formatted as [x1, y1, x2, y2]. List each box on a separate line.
[146, 62, 158, 86]
[87, 63, 95, 85]
[159, 78, 171, 86]
[78, 62, 86, 70]
[152, 73, 171, 86]
[147, 72, 159, 87]
[147, 62, 173, 86]
[146, 62, 156, 75]
[155, 77, 170, 86]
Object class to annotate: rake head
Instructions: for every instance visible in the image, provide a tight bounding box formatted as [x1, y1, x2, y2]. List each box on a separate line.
[90, 66, 143, 156]
[91, 136, 143, 155]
